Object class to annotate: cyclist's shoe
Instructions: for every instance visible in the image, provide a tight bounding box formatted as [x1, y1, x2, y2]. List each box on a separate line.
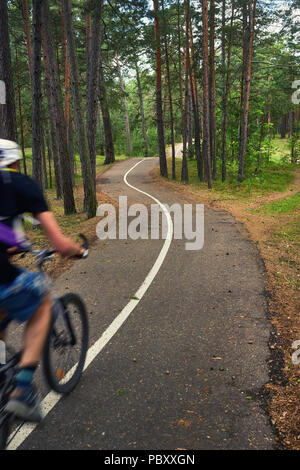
[5, 385, 43, 423]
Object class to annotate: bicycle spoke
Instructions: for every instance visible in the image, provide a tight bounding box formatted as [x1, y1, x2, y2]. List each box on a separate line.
[43, 293, 88, 394]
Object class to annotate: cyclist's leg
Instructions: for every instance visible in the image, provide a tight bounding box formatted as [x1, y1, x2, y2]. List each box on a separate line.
[0, 310, 7, 366]
[6, 294, 52, 422]
[19, 293, 52, 368]
[0, 309, 7, 342]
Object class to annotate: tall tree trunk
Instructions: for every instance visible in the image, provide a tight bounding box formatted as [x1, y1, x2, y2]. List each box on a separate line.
[187, 90, 193, 156]
[189, 17, 203, 180]
[238, 0, 256, 183]
[98, 107, 105, 155]
[31, 0, 43, 186]
[181, 0, 190, 182]
[69, 116, 75, 185]
[86, 0, 103, 183]
[221, 0, 226, 77]
[60, 1, 74, 186]
[43, 44, 62, 199]
[21, 0, 32, 82]
[177, 0, 184, 126]
[41, 125, 48, 189]
[17, 83, 27, 173]
[46, 125, 52, 189]
[280, 115, 287, 139]
[99, 61, 115, 164]
[163, 74, 168, 149]
[239, 0, 248, 146]
[289, 110, 294, 138]
[86, 7, 92, 91]
[62, 0, 97, 218]
[221, 0, 235, 182]
[153, 0, 168, 178]
[15, 46, 27, 174]
[209, 0, 217, 180]
[290, 110, 296, 162]
[0, 0, 17, 142]
[115, 51, 131, 156]
[136, 63, 149, 158]
[61, 4, 70, 132]
[162, 0, 176, 178]
[42, 0, 76, 214]
[202, 0, 212, 188]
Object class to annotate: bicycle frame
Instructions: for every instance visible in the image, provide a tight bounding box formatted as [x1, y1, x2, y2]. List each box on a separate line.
[51, 296, 77, 347]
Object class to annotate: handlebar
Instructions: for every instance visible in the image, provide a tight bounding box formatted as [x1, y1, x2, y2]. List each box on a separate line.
[78, 234, 89, 259]
[11, 233, 89, 268]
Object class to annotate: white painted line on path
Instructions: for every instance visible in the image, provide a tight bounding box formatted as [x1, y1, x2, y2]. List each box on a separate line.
[7, 158, 173, 450]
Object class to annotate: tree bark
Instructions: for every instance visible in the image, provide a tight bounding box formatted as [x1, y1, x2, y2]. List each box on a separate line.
[238, 0, 256, 183]
[43, 43, 62, 199]
[41, 125, 48, 189]
[21, 0, 32, 82]
[221, 0, 235, 182]
[87, 0, 103, 183]
[31, 0, 43, 187]
[239, 0, 248, 146]
[62, 0, 97, 218]
[42, 0, 76, 214]
[189, 17, 203, 180]
[115, 51, 131, 156]
[187, 89, 193, 156]
[15, 46, 27, 174]
[280, 114, 287, 139]
[99, 61, 115, 164]
[86, 7, 92, 91]
[209, 0, 217, 180]
[45, 126, 52, 189]
[153, 0, 168, 178]
[60, 1, 74, 186]
[181, 0, 190, 183]
[177, 0, 184, 127]
[202, 0, 212, 188]
[162, 0, 176, 179]
[98, 106, 105, 155]
[0, 0, 17, 142]
[136, 63, 149, 158]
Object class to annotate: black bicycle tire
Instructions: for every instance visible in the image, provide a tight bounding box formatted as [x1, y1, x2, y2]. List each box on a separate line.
[42, 293, 89, 395]
[0, 416, 10, 451]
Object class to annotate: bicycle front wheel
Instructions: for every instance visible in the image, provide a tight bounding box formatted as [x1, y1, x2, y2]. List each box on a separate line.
[42, 293, 89, 395]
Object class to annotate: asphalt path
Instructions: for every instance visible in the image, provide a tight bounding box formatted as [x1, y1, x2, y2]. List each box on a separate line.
[6, 157, 275, 450]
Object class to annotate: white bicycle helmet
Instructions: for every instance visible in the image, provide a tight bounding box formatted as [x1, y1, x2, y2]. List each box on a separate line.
[0, 139, 22, 168]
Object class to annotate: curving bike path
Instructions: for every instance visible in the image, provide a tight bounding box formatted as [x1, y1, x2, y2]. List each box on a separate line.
[8, 158, 275, 450]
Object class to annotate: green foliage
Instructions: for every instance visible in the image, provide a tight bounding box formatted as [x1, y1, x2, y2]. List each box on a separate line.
[5, 0, 300, 183]
[257, 192, 300, 215]
[170, 156, 296, 200]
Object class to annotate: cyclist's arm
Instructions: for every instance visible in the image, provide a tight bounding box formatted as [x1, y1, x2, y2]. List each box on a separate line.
[36, 211, 84, 258]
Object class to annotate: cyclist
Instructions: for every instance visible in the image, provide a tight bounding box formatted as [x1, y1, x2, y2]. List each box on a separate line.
[0, 139, 85, 422]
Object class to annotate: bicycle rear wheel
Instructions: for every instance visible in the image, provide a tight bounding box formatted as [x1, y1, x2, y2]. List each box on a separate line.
[0, 414, 10, 451]
[42, 293, 89, 395]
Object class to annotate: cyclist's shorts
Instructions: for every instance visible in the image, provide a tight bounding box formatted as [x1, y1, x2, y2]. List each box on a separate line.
[0, 270, 49, 330]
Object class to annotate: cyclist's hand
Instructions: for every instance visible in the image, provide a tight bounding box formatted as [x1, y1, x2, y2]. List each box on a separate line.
[69, 246, 88, 259]
[75, 247, 87, 259]
[7, 246, 18, 254]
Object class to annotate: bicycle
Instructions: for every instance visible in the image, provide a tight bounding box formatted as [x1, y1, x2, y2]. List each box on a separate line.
[0, 234, 89, 450]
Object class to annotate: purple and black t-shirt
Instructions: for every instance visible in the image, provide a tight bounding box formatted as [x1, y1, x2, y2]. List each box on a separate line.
[0, 171, 48, 284]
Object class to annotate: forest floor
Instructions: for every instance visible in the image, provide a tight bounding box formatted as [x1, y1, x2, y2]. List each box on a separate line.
[153, 142, 300, 450]
[18, 153, 122, 279]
